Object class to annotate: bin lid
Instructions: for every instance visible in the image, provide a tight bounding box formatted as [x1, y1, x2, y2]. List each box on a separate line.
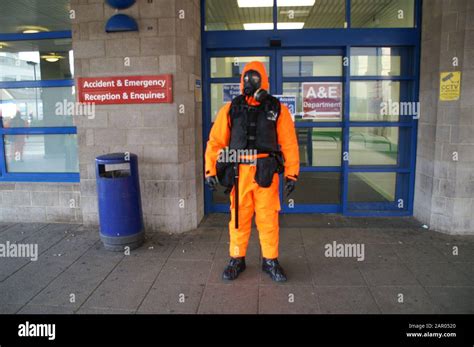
[96, 152, 137, 164]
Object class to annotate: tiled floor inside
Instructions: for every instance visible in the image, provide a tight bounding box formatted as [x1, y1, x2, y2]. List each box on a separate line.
[0, 214, 473, 314]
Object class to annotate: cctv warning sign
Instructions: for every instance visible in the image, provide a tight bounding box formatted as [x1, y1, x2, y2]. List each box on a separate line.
[302, 82, 342, 120]
[440, 72, 461, 101]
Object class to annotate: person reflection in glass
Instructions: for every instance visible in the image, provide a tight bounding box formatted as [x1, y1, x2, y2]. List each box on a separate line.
[8, 111, 28, 163]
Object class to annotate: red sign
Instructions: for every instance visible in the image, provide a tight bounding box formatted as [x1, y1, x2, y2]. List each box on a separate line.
[77, 75, 173, 105]
[302, 82, 342, 120]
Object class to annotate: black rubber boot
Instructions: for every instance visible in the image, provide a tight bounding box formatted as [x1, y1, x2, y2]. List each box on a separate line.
[262, 258, 287, 282]
[222, 257, 246, 280]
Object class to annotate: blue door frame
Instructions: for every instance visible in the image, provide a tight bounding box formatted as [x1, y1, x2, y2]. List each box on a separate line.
[201, 0, 422, 217]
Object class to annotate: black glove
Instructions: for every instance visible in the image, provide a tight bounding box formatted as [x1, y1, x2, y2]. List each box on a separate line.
[205, 176, 218, 191]
[284, 177, 296, 197]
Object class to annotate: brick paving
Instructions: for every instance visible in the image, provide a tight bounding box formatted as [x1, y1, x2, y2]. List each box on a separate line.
[0, 215, 473, 314]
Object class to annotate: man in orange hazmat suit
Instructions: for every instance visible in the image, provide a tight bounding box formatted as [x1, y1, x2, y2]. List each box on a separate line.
[204, 61, 299, 282]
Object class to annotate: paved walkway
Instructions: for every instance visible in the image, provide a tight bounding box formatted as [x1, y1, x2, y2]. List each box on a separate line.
[0, 215, 473, 314]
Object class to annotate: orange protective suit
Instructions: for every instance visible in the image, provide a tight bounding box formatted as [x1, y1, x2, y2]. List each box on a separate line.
[205, 61, 299, 259]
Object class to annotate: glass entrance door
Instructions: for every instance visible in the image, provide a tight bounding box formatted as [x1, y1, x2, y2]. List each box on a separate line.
[276, 49, 344, 213]
[204, 46, 415, 216]
[204, 48, 345, 213]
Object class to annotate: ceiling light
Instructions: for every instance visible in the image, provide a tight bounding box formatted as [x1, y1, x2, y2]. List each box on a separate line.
[22, 29, 40, 34]
[19, 26, 49, 34]
[277, 0, 315, 6]
[277, 22, 305, 29]
[238, 0, 273, 7]
[243, 23, 274, 30]
[279, 9, 310, 16]
[41, 53, 64, 63]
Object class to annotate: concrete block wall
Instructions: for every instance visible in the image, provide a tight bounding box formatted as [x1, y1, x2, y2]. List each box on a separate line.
[72, 0, 203, 233]
[415, 0, 474, 234]
[0, 183, 82, 223]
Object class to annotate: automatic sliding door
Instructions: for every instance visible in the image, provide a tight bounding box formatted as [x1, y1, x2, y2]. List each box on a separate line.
[277, 50, 344, 213]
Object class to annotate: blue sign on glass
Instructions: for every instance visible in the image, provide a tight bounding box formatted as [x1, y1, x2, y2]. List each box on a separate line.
[274, 95, 297, 121]
[223, 84, 241, 102]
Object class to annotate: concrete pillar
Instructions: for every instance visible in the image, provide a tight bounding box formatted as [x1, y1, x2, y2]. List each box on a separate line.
[71, 0, 203, 233]
[415, 0, 474, 234]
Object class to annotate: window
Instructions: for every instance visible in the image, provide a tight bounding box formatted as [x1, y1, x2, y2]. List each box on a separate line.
[210, 56, 269, 121]
[1, 87, 75, 127]
[283, 56, 342, 77]
[291, 172, 341, 204]
[5, 134, 78, 173]
[211, 56, 270, 78]
[0, 39, 73, 81]
[205, 0, 274, 31]
[205, 0, 416, 31]
[0, 0, 71, 33]
[349, 127, 399, 166]
[348, 172, 396, 202]
[202, 0, 421, 215]
[205, 0, 346, 31]
[297, 128, 342, 167]
[0, 0, 77, 182]
[350, 81, 401, 122]
[346, 45, 415, 212]
[277, 0, 346, 29]
[351, 0, 415, 28]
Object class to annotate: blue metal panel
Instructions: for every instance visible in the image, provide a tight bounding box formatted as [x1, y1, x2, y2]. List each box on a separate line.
[348, 167, 411, 173]
[0, 31, 72, 41]
[209, 77, 241, 84]
[282, 204, 341, 214]
[345, 0, 351, 28]
[348, 121, 413, 127]
[283, 77, 344, 83]
[205, 29, 420, 50]
[0, 134, 6, 177]
[202, 1, 211, 215]
[341, 45, 350, 215]
[300, 166, 342, 172]
[0, 80, 74, 89]
[348, 202, 398, 211]
[350, 76, 415, 81]
[295, 122, 343, 128]
[345, 210, 412, 217]
[407, 0, 423, 215]
[0, 173, 79, 183]
[278, 48, 345, 56]
[0, 127, 77, 135]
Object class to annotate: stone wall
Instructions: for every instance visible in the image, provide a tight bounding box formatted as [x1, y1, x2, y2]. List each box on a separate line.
[0, 183, 82, 223]
[415, 0, 474, 234]
[71, 0, 203, 233]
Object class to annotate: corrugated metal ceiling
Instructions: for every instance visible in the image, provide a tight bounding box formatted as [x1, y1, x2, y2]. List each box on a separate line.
[0, 0, 70, 33]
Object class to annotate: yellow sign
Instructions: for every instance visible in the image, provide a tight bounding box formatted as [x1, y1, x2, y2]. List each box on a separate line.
[440, 71, 461, 101]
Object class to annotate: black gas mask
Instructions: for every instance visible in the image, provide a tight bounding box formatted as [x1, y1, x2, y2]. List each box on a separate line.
[243, 70, 268, 102]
